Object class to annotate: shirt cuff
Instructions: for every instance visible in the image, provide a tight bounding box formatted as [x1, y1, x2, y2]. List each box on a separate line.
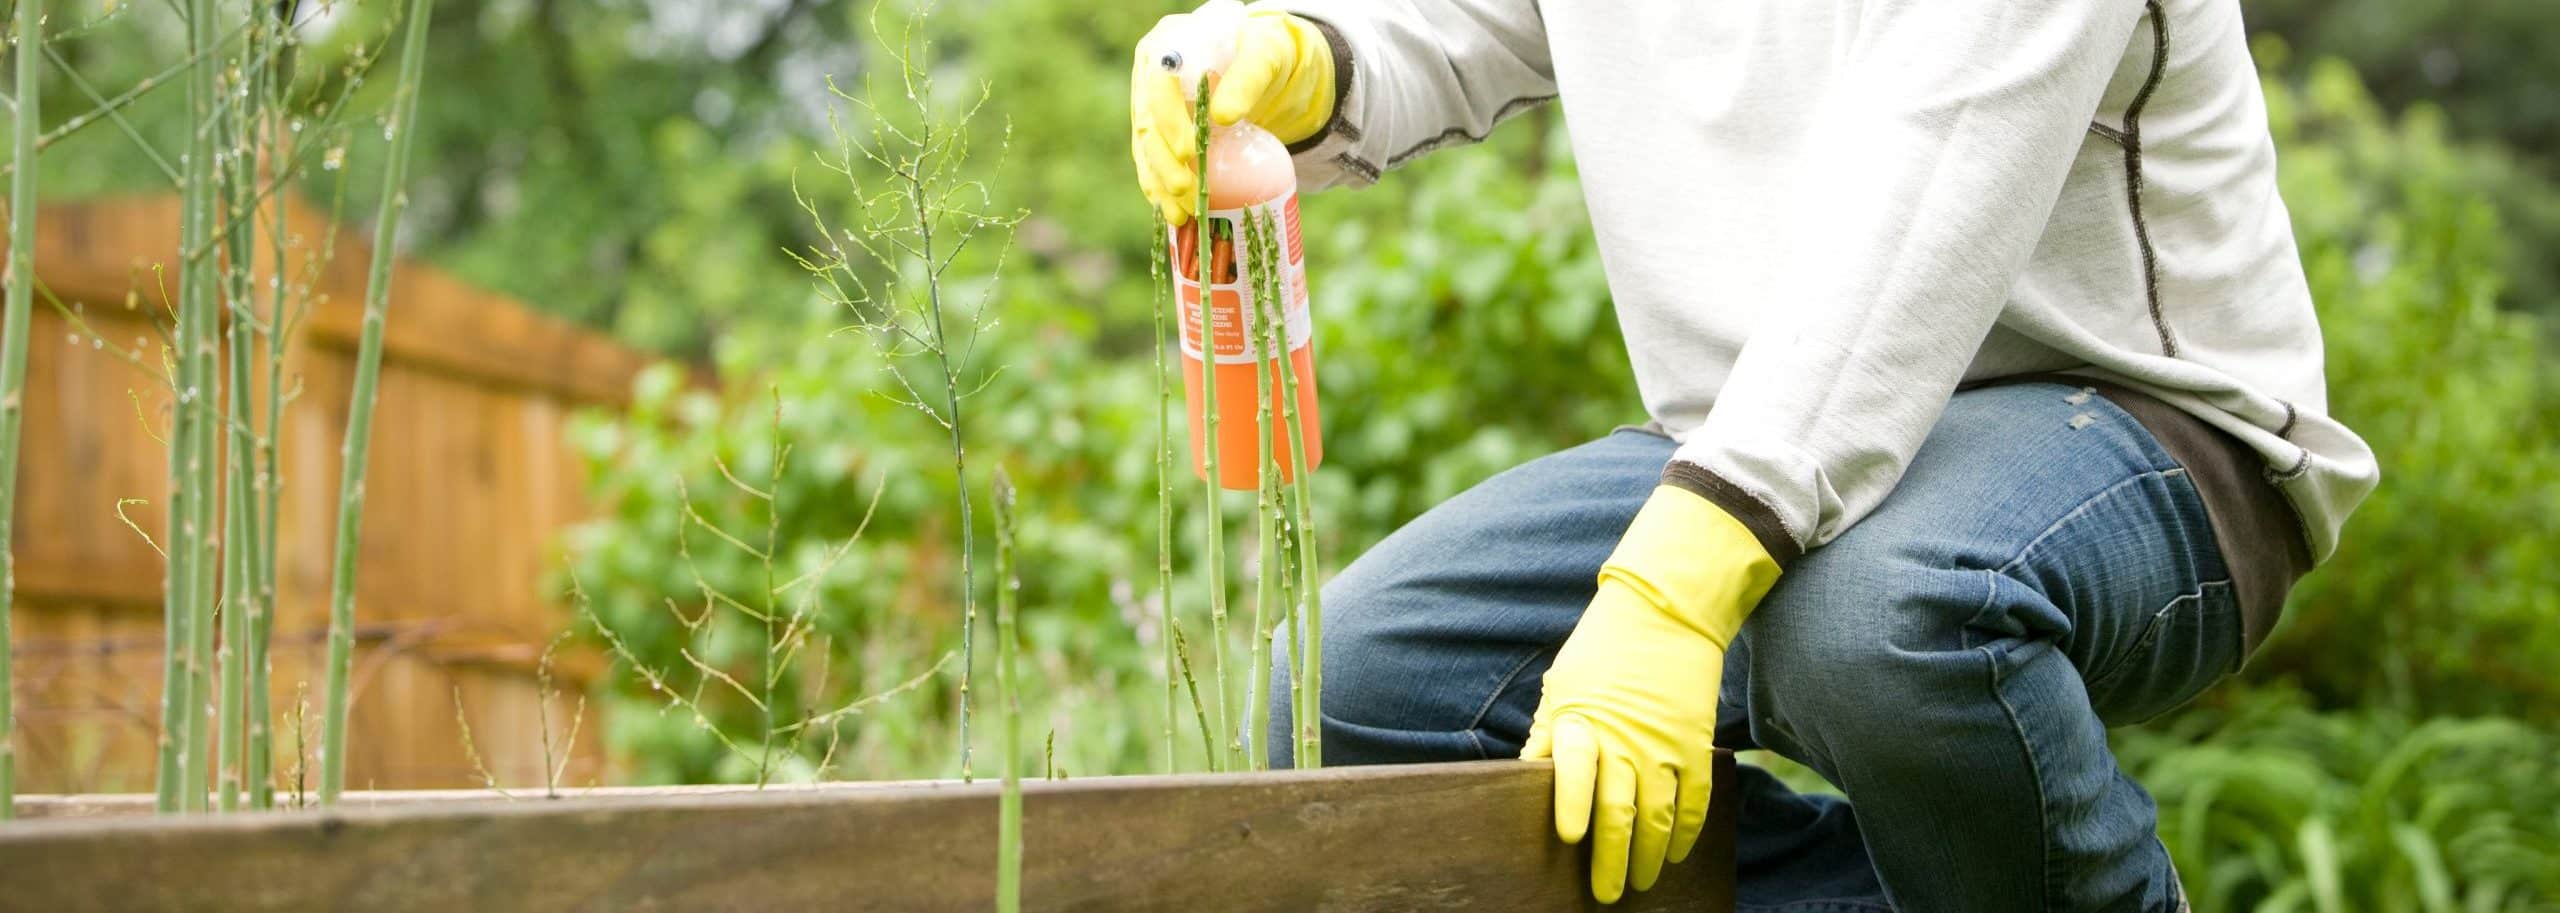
[1660, 460, 1805, 567]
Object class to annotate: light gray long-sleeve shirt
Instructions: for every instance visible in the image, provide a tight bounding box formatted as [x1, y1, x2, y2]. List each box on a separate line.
[1266, 0, 2377, 565]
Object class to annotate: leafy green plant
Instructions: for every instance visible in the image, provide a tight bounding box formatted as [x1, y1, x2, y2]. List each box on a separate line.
[2117, 689, 2560, 912]
[576, 383, 955, 785]
[789, 4, 1026, 781]
[569, 111, 1633, 781]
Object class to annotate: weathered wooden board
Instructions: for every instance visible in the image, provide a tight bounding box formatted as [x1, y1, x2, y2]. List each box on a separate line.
[12, 779, 936, 820]
[0, 758, 1738, 912]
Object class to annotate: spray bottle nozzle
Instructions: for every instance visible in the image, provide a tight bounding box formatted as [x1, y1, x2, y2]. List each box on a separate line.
[1149, 0, 1246, 97]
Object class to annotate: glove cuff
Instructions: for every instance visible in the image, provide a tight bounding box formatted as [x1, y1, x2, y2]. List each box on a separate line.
[1600, 485, 1782, 648]
[1246, 10, 1338, 145]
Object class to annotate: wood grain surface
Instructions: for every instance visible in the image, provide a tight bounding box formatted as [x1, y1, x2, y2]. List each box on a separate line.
[0, 757, 1739, 912]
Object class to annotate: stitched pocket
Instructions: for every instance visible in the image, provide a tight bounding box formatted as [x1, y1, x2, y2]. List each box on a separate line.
[2085, 580, 2241, 726]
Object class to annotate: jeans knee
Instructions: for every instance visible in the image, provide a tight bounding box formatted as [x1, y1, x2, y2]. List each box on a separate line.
[1297, 575, 1425, 732]
[1273, 567, 1546, 765]
[1743, 550, 1989, 767]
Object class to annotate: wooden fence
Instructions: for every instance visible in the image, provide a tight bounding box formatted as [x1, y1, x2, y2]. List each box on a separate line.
[0, 759, 1740, 912]
[3, 196, 655, 793]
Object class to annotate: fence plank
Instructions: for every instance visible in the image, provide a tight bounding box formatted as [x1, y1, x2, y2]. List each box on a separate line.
[4, 196, 639, 792]
[0, 758, 1738, 912]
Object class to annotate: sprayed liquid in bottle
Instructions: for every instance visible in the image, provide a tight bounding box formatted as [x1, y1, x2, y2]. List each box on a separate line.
[1162, 0, 1323, 491]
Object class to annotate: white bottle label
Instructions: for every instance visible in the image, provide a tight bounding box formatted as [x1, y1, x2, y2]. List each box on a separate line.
[1173, 195, 1311, 365]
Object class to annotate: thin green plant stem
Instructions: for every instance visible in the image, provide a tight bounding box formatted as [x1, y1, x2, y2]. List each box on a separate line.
[992, 468, 1023, 913]
[38, 44, 181, 185]
[1248, 211, 1304, 769]
[0, 0, 46, 819]
[1189, 89, 1233, 772]
[246, 75, 289, 813]
[1281, 498, 1305, 767]
[1168, 621, 1218, 768]
[1268, 212, 1324, 769]
[898, 125, 982, 787]
[1244, 212, 1298, 766]
[933, 232, 979, 786]
[754, 392, 784, 788]
[214, 9, 271, 811]
[156, 0, 226, 814]
[183, 0, 235, 816]
[1245, 211, 1283, 771]
[0, 19, 262, 184]
[320, 0, 436, 805]
[1150, 213, 1176, 773]
[174, 30, 400, 270]
[1274, 491, 1303, 767]
[217, 410, 247, 811]
[255, 30, 341, 799]
[151, 307, 194, 809]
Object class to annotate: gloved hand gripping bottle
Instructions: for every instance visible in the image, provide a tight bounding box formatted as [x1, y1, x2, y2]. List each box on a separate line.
[1157, 0, 1322, 490]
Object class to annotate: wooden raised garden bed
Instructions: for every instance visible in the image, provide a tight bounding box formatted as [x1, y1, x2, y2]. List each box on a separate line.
[1, 757, 1738, 912]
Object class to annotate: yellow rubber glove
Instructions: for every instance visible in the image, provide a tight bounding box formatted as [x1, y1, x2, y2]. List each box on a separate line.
[1130, 9, 1335, 225]
[1522, 485, 1782, 903]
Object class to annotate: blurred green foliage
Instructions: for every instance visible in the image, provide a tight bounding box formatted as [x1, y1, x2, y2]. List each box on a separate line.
[2118, 688, 2560, 913]
[29, 0, 2559, 905]
[2249, 54, 2560, 722]
[2245, 0, 2560, 164]
[2246, 2, 2560, 319]
[561, 103, 1623, 783]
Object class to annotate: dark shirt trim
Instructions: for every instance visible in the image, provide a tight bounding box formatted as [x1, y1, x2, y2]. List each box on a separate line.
[1284, 15, 1358, 157]
[1994, 374, 2312, 657]
[1659, 461, 1806, 567]
[2122, 1, 2178, 358]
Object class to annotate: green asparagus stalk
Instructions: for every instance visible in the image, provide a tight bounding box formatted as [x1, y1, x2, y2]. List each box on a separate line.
[1149, 214, 1177, 773]
[1247, 211, 1289, 770]
[246, 0, 303, 810]
[0, 0, 45, 819]
[1169, 621, 1218, 768]
[993, 468, 1023, 913]
[1245, 211, 1305, 768]
[1268, 209, 1324, 769]
[215, 10, 270, 810]
[155, 0, 225, 813]
[320, 0, 437, 805]
[247, 15, 296, 807]
[1189, 89, 1234, 771]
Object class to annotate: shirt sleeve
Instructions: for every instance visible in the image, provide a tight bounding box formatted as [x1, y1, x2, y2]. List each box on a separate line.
[1662, 0, 2149, 564]
[1253, 0, 1556, 190]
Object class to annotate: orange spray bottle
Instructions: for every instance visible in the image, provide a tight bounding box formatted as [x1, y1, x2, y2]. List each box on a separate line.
[1162, 0, 1322, 491]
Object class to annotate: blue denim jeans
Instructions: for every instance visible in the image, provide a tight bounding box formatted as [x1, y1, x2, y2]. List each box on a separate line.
[1270, 383, 2240, 911]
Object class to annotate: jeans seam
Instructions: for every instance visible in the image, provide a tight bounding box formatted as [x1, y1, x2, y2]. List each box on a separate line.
[1465, 646, 1551, 756]
[1994, 468, 2181, 577]
[2080, 577, 2238, 692]
[1984, 644, 2057, 913]
[1961, 568, 2002, 651]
